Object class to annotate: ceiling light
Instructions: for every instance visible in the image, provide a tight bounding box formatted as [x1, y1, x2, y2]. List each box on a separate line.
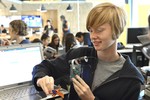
[40, 4, 47, 12]
[66, 4, 72, 12]
[9, 4, 17, 12]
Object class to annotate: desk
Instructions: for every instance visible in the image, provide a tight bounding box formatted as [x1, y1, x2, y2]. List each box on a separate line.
[118, 48, 134, 53]
[118, 48, 149, 67]
[0, 34, 42, 41]
[26, 34, 41, 41]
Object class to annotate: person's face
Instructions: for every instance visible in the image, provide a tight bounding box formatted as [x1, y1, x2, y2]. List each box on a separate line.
[43, 37, 50, 46]
[76, 36, 83, 43]
[90, 23, 116, 51]
[47, 22, 51, 26]
[9, 25, 17, 40]
[54, 37, 59, 45]
[0, 26, 4, 30]
[60, 18, 62, 21]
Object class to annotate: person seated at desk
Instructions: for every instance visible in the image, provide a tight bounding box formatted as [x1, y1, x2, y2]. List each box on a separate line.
[48, 34, 60, 53]
[9, 20, 30, 44]
[75, 31, 93, 47]
[65, 33, 79, 52]
[1, 20, 30, 46]
[32, 3, 144, 100]
[41, 33, 50, 49]
[0, 24, 7, 34]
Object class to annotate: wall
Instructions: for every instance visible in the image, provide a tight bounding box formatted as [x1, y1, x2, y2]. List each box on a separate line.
[0, 1, 93, 41]
[138, 5, 149, 27]
[0, 1, 137, 45]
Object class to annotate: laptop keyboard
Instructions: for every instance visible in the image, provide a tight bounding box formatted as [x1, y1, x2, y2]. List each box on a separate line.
[0, 86, 38, 100]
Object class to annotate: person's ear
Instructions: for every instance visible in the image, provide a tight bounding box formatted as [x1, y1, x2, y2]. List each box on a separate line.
[112, 33, 118, 40]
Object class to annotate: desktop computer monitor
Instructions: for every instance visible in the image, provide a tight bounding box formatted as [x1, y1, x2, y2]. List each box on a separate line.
[126, 27, 148, 48]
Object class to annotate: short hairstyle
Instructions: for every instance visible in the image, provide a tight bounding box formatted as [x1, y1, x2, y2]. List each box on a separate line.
[1, 24, 4, 27]
[75, 32, 83, 38]
[86, 3, 126, 39]
[9, 20, 28, 36]
[60, 15, 65, 20]
[41, 33, 49, 41]
[47, 20, 50, 22]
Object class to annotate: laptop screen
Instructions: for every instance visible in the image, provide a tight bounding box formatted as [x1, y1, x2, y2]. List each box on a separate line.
[0, 43, 44, 87]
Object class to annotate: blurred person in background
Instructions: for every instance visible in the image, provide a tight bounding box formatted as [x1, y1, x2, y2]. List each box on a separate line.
[41, 33, 50, 49]
[48, 34, 60, 53]
[1, 20, 30, 45]
[9, 20, 30, 44]
[60, 15, 70, 46]
[65, 33, 79, 52]
[75, 31, 93, 47]
[0, 25, 7, 34]
[43, 19, 54, 36]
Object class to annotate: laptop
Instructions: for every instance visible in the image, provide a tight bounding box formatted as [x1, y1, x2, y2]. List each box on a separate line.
[0, 43, 69, 100]
[0, 43, 44, 100]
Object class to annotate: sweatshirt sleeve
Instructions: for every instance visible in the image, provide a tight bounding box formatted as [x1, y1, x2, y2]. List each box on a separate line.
[32, 54, 70, 91]
[122, 82, 142, 100]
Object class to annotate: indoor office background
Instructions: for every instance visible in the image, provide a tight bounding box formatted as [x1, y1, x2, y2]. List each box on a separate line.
[0, 0, 150, 45]
[0, 0, 150, 67]
[0, 0, 149, 44]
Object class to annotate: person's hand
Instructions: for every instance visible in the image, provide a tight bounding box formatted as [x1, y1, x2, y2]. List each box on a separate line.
[37, 75, 54, 95]
[1, 38, 11, 46]
[72, 75, 95, 100]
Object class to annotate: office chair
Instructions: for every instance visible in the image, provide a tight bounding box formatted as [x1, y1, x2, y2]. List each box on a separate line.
[132, 42, 150, 67]
[140, 42, 150, 99]
[131, 42, 150, 99]
[142, 43, 150, 60]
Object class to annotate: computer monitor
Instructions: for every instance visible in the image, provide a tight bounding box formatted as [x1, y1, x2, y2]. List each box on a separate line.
[126, 27, 148, 48]
[21, 15, 43, 28]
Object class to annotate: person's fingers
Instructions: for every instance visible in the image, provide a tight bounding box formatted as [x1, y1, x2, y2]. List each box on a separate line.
[38, 78, 49, 95]
[72, 76, 85, 92]
[37, 76, 54, 95]
[45, 76, 54, 93]
[42, 82, 50, 95]
[75, 75, 88, 87]
[72, 75, 90, 94]
[72, 78, 83, 94]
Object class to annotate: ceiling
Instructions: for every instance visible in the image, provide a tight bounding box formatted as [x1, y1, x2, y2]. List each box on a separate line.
[5, 0, 86, 4]
[18, 0, 85, 1]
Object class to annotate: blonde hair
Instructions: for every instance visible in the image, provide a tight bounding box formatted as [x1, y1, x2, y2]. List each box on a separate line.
[86, 2, 126, 39]
[9, 20, 28, 36]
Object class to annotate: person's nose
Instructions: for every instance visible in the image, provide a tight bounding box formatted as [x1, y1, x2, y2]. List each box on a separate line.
[90, 31, 98, 40]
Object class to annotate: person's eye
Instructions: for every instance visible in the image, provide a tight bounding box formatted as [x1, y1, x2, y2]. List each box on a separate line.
[88, 29, 93, 33]
[96, 29, 103, 33]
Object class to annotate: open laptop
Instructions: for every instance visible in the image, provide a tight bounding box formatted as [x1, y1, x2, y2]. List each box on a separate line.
[0, 43, 44, 100]
[0, 43, 69, 100]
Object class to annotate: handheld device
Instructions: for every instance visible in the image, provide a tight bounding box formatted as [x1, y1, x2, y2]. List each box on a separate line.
[69, 56, 88, 78]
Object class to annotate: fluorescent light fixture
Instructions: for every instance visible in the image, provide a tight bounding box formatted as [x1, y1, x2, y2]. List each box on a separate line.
[9, 4, 17, 12]
[66, 4, 72, 12]
[40, 4, 47, 12]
